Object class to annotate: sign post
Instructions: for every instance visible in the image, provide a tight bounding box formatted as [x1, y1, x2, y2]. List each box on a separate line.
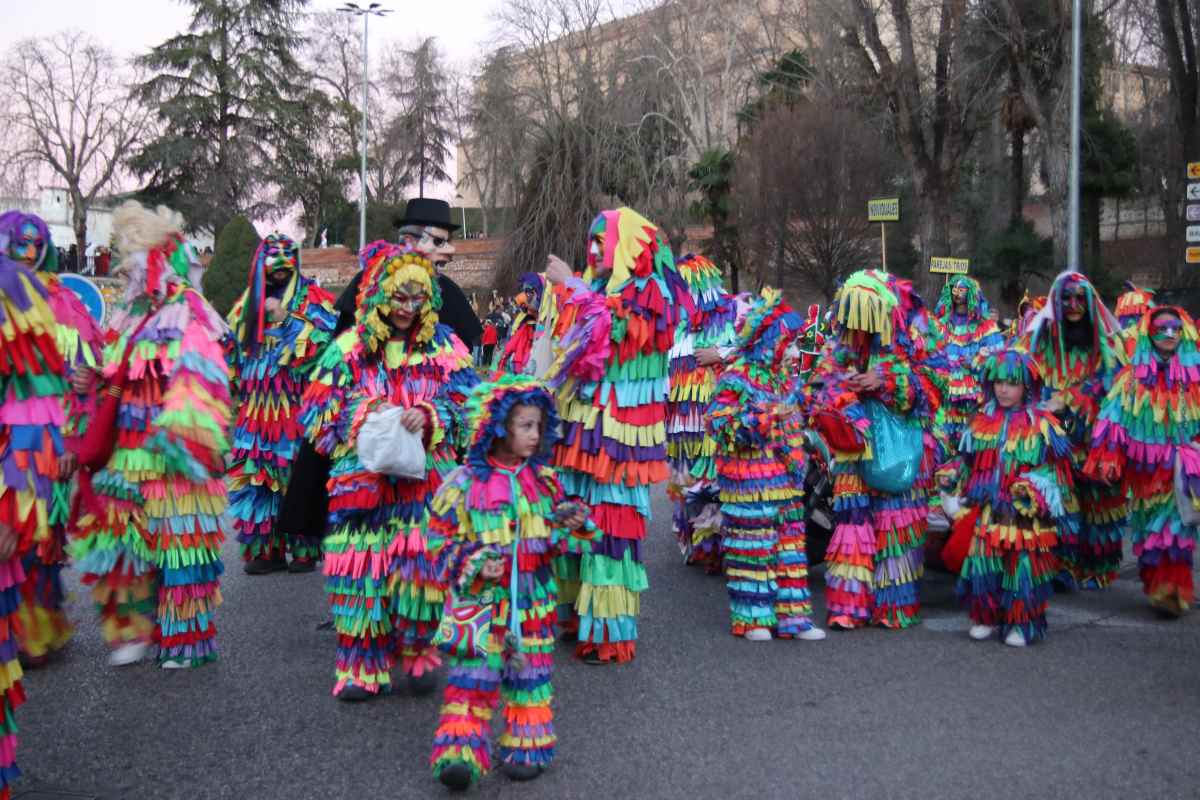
[1188, 164, 1200, 268]
[867, 198, 900, 272]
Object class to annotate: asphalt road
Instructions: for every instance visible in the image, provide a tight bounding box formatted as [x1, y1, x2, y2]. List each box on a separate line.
[18, 487, 1200, 800]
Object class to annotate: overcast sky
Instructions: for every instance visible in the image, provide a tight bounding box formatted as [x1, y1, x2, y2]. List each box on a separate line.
[2, 0, 503, 63]
[2, 0, 504, 235]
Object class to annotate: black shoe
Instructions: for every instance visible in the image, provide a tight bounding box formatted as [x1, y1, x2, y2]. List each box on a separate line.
[439, 761, 473, 791]
[408, 671, 438, 696]
[335, 683, 372, 702]
[500, 762, 543, 782]
[244, 557, 287, 575]
[558, 629, 578, 643]
[580, 650, 608, 666]
[288, 557, 317, 573]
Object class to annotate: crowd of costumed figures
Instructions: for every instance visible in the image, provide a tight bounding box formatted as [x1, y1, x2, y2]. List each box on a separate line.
[0, 197, 1194, 796]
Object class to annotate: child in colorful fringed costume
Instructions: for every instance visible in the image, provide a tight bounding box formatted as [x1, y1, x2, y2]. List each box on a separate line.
[812, 270, 943, 630]
[954, 349, 1074, 646]
[429, 376, 592, 790]
[226, 233, 337, 574]
[0, 211, 101, 666]
[667, 253, 738, 569]
[69, 202, 230, 669]
[1113, 281, 1156, 359]
[492, 273, 544, 377]
[707, 289, 825, 642]
[299, 242, 477, 700]
[933, 276, 1004, 444]
[1087, 307, 1200, 616]
[1021, 271, 1127, 590]
[543, 207, 684, 664]
[0, 236, 68, 799]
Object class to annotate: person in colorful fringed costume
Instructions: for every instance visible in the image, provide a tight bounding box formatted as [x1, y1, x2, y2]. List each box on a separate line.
[666, 253, 738, 570]
[429, 376, 592, 790]
[1113, 281, 1156, 360]
[812, 270, 943, 630]
[0, 230, 68, 799]
[932, 276, 1004, 445]
[543, 206, 684, 664]
[707, 289, 825, 642]
[492, 272, 545, 377]
[1006, 292, 1047, 343]
[69, 201, 231, 669]
[1086, 307, 1200, 617]
[0, 211, 101, 667]
[299, 241, 477, 700]
[953, 348, 1074, 647]
[225, 233, 337, 575]
[1021, 271, 1127, 590]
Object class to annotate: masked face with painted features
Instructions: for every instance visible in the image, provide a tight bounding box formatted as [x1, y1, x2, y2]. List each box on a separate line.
[1150, 311, 1183, 357]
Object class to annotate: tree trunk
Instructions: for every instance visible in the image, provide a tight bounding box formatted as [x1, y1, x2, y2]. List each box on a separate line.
[1084, 192, 1102, 276]
[1010, 128, 1026, 225]
[912, 169, 953, 298]
[71, 187, 88, 273]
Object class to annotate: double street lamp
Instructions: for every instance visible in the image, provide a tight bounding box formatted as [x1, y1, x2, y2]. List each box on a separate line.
[338, 2, 392, 251]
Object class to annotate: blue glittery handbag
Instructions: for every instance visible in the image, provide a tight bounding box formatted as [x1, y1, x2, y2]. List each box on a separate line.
[860, 399, 923, 494]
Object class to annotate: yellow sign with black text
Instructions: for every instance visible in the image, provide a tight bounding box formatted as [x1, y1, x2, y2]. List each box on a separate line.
[930, 257, 970, 275]
[1187, 247, 1200, 264]
[868, 198, 900, 222]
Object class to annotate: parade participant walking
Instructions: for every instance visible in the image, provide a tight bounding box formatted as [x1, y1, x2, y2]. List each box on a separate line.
[225, 233, 337, 574]
[814, 270, 943, 630]
[0, 230, 67, 798]
[1114, 281, 1155, 330]
[0, 211, 101, 666]
[300, 241, 477, 700]
[493, 273, 545, 377]
[543, 207, 683, 664]
[667, 254, 738, 569]
[954, 349, 1074, 646]
[69, 201, 231, 669]
[707, 289, 824, 642]
[1022, 271, 1127, 590]
[429, 376, 592, 790]
[1087, 307, 1200, 617]
[933, 276, 1004, 444]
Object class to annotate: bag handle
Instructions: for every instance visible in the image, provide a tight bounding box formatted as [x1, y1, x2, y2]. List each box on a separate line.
[507, 472, 523, 654]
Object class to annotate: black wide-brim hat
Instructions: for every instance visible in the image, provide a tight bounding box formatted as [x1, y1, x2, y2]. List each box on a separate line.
[395, 198, 460, 232]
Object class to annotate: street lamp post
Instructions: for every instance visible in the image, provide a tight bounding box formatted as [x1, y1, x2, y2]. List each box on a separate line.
[455, 193, 469, 238]
[338, 2, 391, 251]
[1068, 0, 1082, 272]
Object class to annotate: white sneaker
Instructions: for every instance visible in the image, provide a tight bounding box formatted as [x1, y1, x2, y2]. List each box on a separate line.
[798, 627, 827, 641]
[743, 627, 772, 641]
[160, 659, 192, 670]
[108, 642, 148, 667]
[1004, 629, 1027, 648]
[969, 625, 996, 641]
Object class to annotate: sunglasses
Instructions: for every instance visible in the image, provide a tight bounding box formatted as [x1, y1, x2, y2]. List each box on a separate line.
[391, 293, 428, 310]
[421, 232, 450, 247]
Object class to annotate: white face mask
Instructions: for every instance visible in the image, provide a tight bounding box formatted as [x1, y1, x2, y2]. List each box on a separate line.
[590, 241, 601, 258]
[785, 343, 800, 361]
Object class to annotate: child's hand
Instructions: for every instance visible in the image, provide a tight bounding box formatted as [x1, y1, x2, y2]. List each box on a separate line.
[480, 559, 505, 580]
[937, 474, 956, 490]
[554, 501, 587, 530]
[399, 407, 426, 433]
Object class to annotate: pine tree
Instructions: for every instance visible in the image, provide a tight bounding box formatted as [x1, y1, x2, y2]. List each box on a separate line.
[392, 37, 453, 198]
[204, 215, 261, 318]
[129, 0, 309, 236]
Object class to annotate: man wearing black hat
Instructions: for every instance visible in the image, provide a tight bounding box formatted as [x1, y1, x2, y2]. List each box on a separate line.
[396, 197, 483, 349]
[275, 198, 483, 576]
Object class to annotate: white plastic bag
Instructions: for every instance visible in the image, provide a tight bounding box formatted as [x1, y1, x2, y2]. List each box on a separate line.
[529, 331, 554, 379]
[356, 405, 428, 480]
[1174, 445, 1200, 527]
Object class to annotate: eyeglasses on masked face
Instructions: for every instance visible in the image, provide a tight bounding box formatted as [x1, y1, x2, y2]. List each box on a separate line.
[390, 292, 429, 310]
[420, 229, 451, 248]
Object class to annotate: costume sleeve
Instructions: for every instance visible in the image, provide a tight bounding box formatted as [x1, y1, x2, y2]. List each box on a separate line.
[1083, 368, 1132, 483]
[422, 336, 479, 472]
[866, 354, 918, 414]
[705, 372, 770, 452]
[145, 291, 232, 483]
[540, 466, 597, 555]
[430, 467, 499, 593]
[1012, 414, 1075, 521]
[299, 332, 361, 457]
[282, 282, 339, 373]
[545, 276, 613, 388]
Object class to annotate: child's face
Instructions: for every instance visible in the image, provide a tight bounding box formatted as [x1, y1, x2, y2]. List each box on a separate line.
[504, 405, 543, 460]
[993, 380, 1024, 409]
[1151, 312, 1182, 356]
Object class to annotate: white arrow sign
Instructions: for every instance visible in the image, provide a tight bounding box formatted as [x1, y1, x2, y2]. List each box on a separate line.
[1189, 184, 1200, 201]
[1189, 205, 1200, 222]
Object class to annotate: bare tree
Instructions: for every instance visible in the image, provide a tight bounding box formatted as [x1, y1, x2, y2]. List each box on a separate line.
[3, 31, 149, 252]
[835, 0, 1004, 294]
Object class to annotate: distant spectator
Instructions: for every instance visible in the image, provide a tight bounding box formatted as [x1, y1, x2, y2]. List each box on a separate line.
[66, 244, 78, 273]
[96, 246, 111, 277]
